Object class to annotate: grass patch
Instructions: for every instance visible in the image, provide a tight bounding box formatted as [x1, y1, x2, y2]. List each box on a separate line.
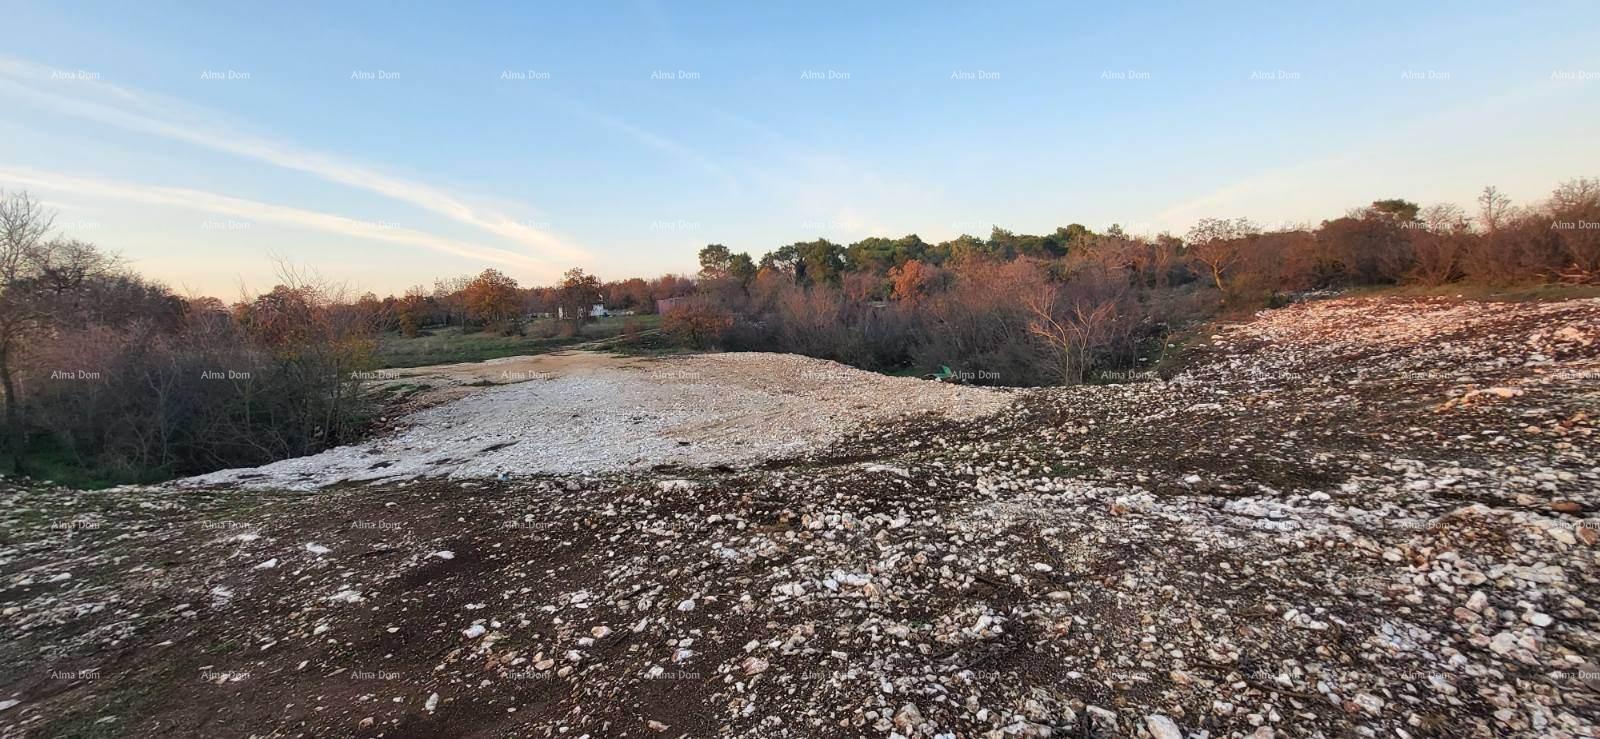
[374, 315, 664, 368]
[0, 439, 163, 490]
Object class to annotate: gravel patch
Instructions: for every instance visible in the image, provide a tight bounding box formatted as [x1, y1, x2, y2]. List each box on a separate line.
[182, 352, 1011, 489]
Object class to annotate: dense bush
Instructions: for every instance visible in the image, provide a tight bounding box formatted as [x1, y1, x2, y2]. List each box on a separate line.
[0, 191, 376, 483]
[697, 178, 1599, 386]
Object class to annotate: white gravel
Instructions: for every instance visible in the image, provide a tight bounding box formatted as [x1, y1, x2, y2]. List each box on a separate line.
[182, 352, 1010, 489]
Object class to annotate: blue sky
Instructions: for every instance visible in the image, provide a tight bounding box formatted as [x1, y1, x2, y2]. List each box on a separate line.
[2, 1, 1596, 296]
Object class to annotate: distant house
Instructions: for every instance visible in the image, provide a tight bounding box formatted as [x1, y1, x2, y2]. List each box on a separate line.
[656, 296, 690, 314]
[558, 304, 611, 319]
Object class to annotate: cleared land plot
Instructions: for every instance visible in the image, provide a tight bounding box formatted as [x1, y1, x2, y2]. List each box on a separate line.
[4, 297, 1599, 738]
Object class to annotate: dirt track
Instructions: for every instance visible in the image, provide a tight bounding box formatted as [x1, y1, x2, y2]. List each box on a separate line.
[2, 296, 1599, 738]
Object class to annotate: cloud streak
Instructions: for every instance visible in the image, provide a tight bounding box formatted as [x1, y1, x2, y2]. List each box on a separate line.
[0, 56, 585, 262]
[0, 165, 552, 270]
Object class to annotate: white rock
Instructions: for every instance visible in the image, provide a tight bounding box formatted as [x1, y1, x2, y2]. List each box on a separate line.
[676, 599, 695, 612]
[894, 703, 924, 730]
[1145, 714, 1183, 739]
[432, 550, 455, 560]
[305, 543, 331, 555]
[424, 692, 440, 712]
[1489, 631, 1519, 655]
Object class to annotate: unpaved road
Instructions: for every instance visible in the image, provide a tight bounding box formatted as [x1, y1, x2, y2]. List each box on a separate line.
[2, 296, 1599, 738]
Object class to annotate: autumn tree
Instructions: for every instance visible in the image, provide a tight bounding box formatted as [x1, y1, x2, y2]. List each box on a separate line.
[556, 268, 602, 325]
[398, 285, 430, 337]
[887, 259, 945, 301]
[462, 269, 521, 331]
[662, 299, 734, 348]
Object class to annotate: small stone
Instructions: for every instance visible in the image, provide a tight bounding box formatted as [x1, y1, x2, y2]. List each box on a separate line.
[1145, 714, 1182, 739]
[1466, 591, 1489, 612]
[894, 703, 924, 731]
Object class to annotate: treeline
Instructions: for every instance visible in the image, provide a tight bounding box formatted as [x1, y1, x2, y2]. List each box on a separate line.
[0, 192, 377, 483]
[663, 179, 1600, 385]
[359, 270, 695, 337]
[3, 178, 1594, 481]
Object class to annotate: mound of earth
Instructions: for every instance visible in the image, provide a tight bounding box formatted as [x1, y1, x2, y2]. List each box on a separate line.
[2, 295, 1598, 738]
[183, 352, 1010, 489]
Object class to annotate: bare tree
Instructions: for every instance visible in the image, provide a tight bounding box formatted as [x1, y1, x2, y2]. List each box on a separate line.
[1185, 217, 1260, 295]
[1407, 203, 1471, 285]
[1477, 186, 1512, 234]
[1023, 277, 1124, 385]
[1548, 177, 1600, 277]
[0, 191, 117, 473]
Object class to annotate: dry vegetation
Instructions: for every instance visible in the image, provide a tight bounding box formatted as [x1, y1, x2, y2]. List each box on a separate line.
[3, 178, 1599, 486]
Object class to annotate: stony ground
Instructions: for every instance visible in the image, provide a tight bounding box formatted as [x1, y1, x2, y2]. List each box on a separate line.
[1, 295, 1598, 738]
[184, 352, 1008, 488]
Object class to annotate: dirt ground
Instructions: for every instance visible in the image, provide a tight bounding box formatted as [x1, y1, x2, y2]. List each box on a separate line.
[2, 295, 1599, 739]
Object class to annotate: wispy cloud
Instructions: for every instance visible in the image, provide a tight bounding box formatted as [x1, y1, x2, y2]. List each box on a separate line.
[0, 166, 552, 270]
[556, 99, 741, 192]
[0, 56, 585, 262]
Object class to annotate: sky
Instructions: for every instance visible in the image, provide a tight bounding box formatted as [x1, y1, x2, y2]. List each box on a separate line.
[1, 1, 1597, 297]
